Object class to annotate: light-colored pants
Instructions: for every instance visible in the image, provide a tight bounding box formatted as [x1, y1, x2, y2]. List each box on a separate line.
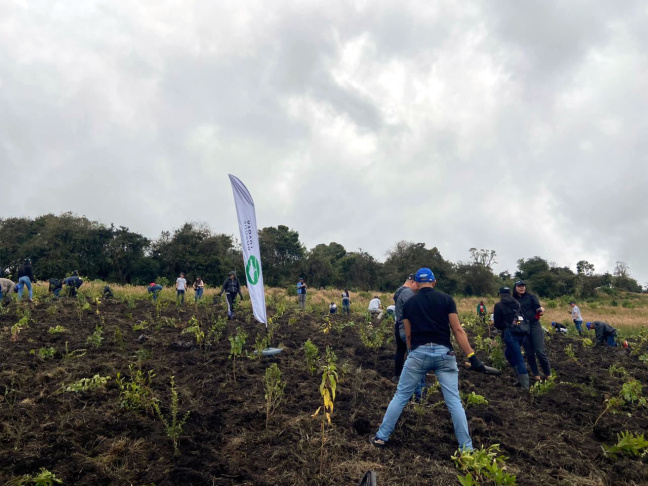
[369, 309, 383, 320]
[298, 293, 306, 309]
[376, 343, 472, 450]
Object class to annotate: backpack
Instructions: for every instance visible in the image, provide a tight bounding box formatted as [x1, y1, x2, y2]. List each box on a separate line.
[509, 302, 530, 335]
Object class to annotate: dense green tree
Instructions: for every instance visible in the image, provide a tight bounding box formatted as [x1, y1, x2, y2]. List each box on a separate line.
[258, 225, 305, 287]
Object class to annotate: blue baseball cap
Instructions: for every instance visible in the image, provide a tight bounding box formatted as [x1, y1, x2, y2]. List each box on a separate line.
[415, 268, 435, 283]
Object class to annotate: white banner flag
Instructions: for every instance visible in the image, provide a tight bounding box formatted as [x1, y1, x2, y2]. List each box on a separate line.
[228, 174, 267, 325]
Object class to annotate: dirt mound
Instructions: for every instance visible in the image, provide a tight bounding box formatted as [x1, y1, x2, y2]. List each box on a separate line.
[1, 298, 647, 485]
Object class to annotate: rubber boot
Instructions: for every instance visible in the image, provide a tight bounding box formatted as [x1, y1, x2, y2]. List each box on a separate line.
[518, 373, 530, 390]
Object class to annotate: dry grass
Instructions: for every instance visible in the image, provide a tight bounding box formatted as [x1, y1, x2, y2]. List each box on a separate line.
[24, 281, 648, 333]
[456, 295, 648, 334]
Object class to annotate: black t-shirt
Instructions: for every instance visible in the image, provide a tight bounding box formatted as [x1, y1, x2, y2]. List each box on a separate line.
[402, 287, 456, 350]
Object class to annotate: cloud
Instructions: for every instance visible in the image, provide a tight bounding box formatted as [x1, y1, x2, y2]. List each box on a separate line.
[1, 0, 647, 285]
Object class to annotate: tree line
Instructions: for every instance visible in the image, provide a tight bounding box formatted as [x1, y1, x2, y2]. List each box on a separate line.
[0, 213, 643, 298]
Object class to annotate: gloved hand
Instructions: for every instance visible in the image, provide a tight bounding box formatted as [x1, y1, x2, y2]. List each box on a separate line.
[468, 354, 486, 373]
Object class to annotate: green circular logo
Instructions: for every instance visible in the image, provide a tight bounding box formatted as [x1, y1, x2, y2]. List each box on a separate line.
[246, 255, 260, 285]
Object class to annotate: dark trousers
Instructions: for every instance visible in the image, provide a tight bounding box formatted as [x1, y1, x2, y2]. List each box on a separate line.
[503, 329, 528, 375]
[394, 322, 407, 377]
[523, 321, 551, 376]
[226, 292, 238, 317]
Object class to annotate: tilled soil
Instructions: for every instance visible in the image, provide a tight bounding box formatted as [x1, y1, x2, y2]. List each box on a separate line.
[0, 298, 647, 485]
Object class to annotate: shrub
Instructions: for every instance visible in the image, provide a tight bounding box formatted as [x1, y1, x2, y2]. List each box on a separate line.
[304, 339, 320, 375]
[153, 376, 190, 453]
[264, 363, 285, 428]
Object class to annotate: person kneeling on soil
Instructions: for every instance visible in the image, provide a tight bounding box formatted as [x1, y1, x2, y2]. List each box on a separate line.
[371, 268, 486, 451]
[587, 321, 618, 347]
[329, 302, 337, 314]
[103, 285, 114, 299]
[368, 296, 383, 320]
[48, 278, 64, 298]
[63, 271, 83, 297]
[551, 322, 568, 334]
[493, 287, 530, 390]
[0, 278, 16, 304]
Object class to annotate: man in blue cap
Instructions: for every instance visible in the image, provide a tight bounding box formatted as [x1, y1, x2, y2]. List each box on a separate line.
[587, 321, 618, 346]
[372, 267, 485, 452]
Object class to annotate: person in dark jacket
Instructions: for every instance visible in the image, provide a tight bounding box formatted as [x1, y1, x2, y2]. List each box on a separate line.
[493, 287, 529, 390]
[392, 274, 418, 381]
[588, 321, 618, 346]
[16, 259, 35, 301]
[63, 271, 83, 297]
[49, 278, 64, 298]
[513, 280, 550, 381]
[219, 271, 244, 319]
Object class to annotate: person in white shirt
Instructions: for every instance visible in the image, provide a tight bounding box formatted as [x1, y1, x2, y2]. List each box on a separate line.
[368, 296, 383, 320]
[569, 301, 583, 336]
[329, 302, 337, 314]
[176, 272, 187, 304]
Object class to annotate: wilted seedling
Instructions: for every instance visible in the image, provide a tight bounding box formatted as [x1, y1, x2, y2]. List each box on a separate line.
[65, 374, 110, 393]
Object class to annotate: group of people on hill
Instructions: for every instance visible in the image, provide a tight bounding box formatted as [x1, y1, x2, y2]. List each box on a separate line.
[370, 268, 622, 453]
[147, 271, 244, 320]
[0, 259, 85, 303]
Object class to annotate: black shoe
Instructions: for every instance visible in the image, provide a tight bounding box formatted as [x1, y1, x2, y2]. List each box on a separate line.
[370, 437, 386, 449]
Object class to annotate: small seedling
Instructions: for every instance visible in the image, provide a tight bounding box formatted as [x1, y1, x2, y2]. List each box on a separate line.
[608, 364, 628, 378]
[603, 431, 648, 459]
[86, 325, 104, 348]
[452, 444, 516, 485]
[462, 391, 489, 407]
[115, 364, 157, 414]
[7, 467, 63, 485]
[312, 346, 338, 474]
[530, 375, 556, 396]
[228, 327, 248, 381]
[564, 344, 578, 362]
[264, 363, 285, 428]
[153, 375, 190, 453]
[30, 347, 56, 360]
[48, 325, 67, 335]
[304, 339, 320, 375]
[65, 374, 110, 393]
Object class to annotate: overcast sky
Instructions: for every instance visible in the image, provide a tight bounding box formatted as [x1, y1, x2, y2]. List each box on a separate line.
[2, 0, 647, 286]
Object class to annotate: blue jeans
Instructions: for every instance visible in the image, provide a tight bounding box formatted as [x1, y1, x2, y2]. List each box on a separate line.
[342, 299, 350, 315]
[574, 320, 583, 335]
[176, 289, 185, 303]
[607, 333, 617, 346]
[376, 343, 472, 451]
[53, 288, 61, 297]
[194, 288, 203, 302]
[503, 329, 528, 376]
[18, 277, 32, 301]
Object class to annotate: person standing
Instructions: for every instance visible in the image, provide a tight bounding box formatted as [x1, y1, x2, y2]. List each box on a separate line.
[493, 287, 530, 390]
[392, 274, 418, 381]
[368, 296, 383, 320]
[341, 289, 351, 315]
[513, 280, 550, 382]
[176, 272, 187, 304]
[371, 268, 485, 451]
[219, 271, 244, 319]
[193, 276, 205, 302]
[0, 278, 16, 304]
[570, 301, 584, 336]
[297, 277, 307, 311]
[148, 282, 163, 301]
[476, 300, 488, 324]
[16, 259, 35, 302]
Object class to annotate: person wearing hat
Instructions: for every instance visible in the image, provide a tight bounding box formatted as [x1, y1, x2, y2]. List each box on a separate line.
[587, 321, 618, 346]
[372, 267, 486, 451]
[219, 271, 244, 319]
[493, 287, 530, 390]
[569, 301, 583, 336]
[392, 274, 419, 381]
[513, 280, 551, 382]
[16, 258, 35, 302]
[297, 277, 307, 310]
[148, 282, 164, 301]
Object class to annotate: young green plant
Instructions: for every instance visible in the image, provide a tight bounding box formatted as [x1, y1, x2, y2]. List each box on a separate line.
[264, 363, 285, 429]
